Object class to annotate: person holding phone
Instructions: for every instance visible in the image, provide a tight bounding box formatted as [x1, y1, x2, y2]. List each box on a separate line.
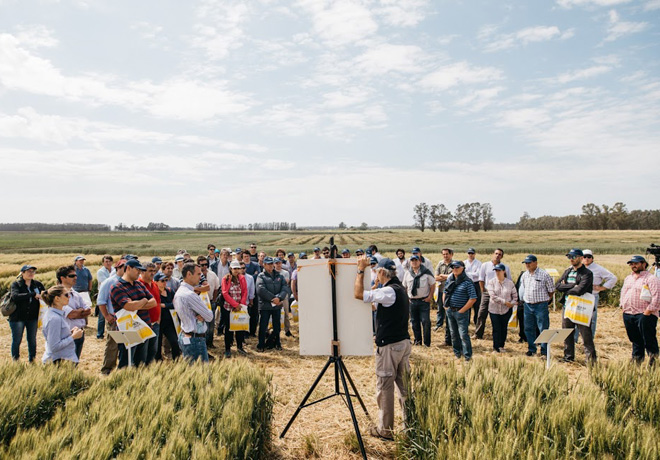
[41, 286, 83, 364]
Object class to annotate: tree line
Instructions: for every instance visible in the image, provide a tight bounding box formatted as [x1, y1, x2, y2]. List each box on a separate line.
[518, 202, 660, 230]
[0, 223, 111, 232]
[412, 202, 494, 232]
[195, 222, 298, 231]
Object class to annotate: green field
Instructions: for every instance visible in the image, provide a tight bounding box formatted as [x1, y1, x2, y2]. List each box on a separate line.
[1, 229, 658, 256]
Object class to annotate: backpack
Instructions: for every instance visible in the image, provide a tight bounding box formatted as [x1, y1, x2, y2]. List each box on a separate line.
[1, 289, 16, 317]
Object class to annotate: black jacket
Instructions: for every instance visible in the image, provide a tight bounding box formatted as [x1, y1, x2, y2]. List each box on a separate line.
[9, 278, 45, 322]
[256, 270, 288, 311]
[555, 265, 593, 305]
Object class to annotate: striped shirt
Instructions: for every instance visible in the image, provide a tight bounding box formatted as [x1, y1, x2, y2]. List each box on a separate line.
[110, 277, 154, 324]
[487, 277, 518, 315]
[443, 276, 477, 309]
[620, 270, 660, 316]
[519, 269, 555, 304]
[173, 282, 214, 334]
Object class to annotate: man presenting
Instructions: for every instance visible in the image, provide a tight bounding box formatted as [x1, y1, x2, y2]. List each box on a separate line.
[355, 257, 410, 441]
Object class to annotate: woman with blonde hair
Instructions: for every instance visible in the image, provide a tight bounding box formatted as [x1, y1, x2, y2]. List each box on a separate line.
[41, 286, 83, 364]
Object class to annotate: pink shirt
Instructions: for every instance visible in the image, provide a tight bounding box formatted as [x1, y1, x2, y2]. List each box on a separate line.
[620, 271, 660, 316]
[487, 277, 518, 315]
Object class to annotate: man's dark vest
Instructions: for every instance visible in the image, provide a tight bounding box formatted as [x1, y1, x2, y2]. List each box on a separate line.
[375, 277, 410, 347]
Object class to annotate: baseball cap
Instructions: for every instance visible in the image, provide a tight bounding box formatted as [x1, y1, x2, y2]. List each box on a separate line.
[366, 250, 372, 256]
[20, 265, 37, 272]
[151, 256, 163, 264]
[522, 255, 537, 264]
[314, 247, 320, 252]
[174, 255, 185, 262]
[582, 249, 593, 257]
[410, 255, 420, 261]
[566, 249, 584, 258]
[342, 249, 350, 254]
[274, 257, 283, 263]
[369, 256, 378, 265]
[449, 260, 465, 268]
[264, 256, 274, 264]
[627, 255, 647, 264]
[74, 255, 86, 262]
[114, 259, 126, 269]
[355, 248, 364, 254]
[153, 272, 168, 282]
[214, 249, 220, 253]
[299, 252, 307, 258]
[235, 248, 242, 253]
[125, 259, 146, 271]
[287, 252, 294, 257]
[124, 254, 138, 260]
[467, 248, 476, 254]
[376, 258, 396, 270]
[411, 247, 421, 253]
[230, 260, 241, 269]
[493, 263, 506, 271]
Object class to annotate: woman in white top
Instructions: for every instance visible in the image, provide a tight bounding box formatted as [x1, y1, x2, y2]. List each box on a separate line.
[486, 264, 518, 353]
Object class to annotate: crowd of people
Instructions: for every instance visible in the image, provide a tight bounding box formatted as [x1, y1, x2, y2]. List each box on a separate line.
[5, 241, 660, 441]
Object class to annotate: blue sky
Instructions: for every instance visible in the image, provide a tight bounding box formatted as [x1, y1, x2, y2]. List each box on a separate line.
[1, 0, 659, 227]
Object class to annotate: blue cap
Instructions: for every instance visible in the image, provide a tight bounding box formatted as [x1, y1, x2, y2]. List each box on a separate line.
[493, 263, 506, 271]
[314, 247, 320, 252]
[125, 259, 146, 270]
[449, 260, 465, 268]
[264, 257, 274, 264]
[235, 247, 241, 253]
[366, 250, 372, 256]
[124, 254, 138, 260]
[467, 248, 476, 254]
[412, 247, 421, 253]
[287, 252, 294, 257]
[299, 252, 307, 258]
[152, 256, 163, 264]
[355, 248, 364, 254]
[214, 249, 220, 253]
[20, 265, 37, 272]
[410, 255, 420, 261]
[522, 255, 537, 264]
[566, 249, 584, 258]
[274, 257, 283, 263]
[342, 249, 350, 254]
[369, 256, 378, 265]
[377, 258, 396, 270]
[154, 272, 168, 281]
[627, 255, 647, 264]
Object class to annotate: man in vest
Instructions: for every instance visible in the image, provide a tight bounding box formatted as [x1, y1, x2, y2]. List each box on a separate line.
[354, 256, 411, 441]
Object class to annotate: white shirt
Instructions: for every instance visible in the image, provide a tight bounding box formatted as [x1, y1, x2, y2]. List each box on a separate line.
[464, 258, 482, 283]
[394, 258, 406, 281]
[479, 261, 511, 285]
[97, 266, 115, 286]
[205, 270, 220, 300]
[402, 256, 434, 273]
[585, 262, 618, 295]
[363, 286, 396, 307]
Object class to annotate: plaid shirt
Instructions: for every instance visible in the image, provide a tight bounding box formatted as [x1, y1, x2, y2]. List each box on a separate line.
[519, 268, 554, 304]
[620, 270, 660, 316]
[110, 277, 154, 324]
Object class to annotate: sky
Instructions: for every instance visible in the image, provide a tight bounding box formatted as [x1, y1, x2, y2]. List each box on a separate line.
[1, 0, 659, 228]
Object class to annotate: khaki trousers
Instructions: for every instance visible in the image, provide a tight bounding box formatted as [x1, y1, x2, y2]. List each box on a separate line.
[101, 321, 118, 374]
[375, 338, 412, 437]
[283, 297, 291, 333]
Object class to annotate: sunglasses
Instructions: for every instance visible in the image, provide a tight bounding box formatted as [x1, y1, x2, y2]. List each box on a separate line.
[66, 274, 77, 278]
[567, 255, 577, 260]
[199, 263, 209, 267]
[583, 255, 593, 259]
[62, 293, 70, 298]
[250, 246, 257, 249]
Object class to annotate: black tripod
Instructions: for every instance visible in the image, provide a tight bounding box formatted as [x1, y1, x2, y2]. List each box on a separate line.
[280, 237, 371, 459]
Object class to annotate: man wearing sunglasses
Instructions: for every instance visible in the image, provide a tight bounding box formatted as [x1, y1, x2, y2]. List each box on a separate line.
[249, 243, 259, 263]
[556, 249, 596, 363]
[56, 265, 92, 359]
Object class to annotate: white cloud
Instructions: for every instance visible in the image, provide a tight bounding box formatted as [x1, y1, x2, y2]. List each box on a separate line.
[557, 0, 632, 8]
[376, 0, 429, 27]
[419, 62, 504, 91]
[645, 0, 660, 10]
[481, 25, 572, 52]
[0, 33, 251, 120]
[352, 43, 427, 75]
[131, 21, 164, 40]
[605, 9, 648, 42]
[190, 1, 251, 59]
[14, 24, 58, 48]
[456, 86, 505, 112]
[553, 65, 613, 83]
[321, 87, 372, 108]
[298, 0, 378, 47]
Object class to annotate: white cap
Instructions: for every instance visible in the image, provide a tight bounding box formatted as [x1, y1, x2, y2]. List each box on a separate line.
[582, 249, 593, 256]
[174, 254, 185, 262]
[230, 260, 241, 269]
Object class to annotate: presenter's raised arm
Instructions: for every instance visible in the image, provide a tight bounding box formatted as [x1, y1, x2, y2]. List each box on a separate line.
[354, 256, 369, 300]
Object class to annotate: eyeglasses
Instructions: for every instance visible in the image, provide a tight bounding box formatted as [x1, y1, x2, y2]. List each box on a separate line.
[66, 274, 77, 278]
[250, 246, 257, 249]
[567, 255, 577, 260]
[62, 293, 70, 298]
[199, 263, 209, 267]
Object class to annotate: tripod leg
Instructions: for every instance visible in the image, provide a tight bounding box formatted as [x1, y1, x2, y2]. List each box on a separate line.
[334, 356, 340, 394]
[339, 358, 370, 417]
[338, 360, 368, 460]
[280, 357, 333, 438]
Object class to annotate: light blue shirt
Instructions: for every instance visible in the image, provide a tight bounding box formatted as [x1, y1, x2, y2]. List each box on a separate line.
[97, 266, 115, 287]
[245, 273, 256, 302]
[97, 273, 121, 314]
[173, 282, 214, 334]
[42, 308, 78, 363]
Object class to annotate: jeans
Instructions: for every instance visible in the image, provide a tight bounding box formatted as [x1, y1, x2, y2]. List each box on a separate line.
[178, 333, 209, 362]
[446, 309, 472, 360]
[623, 313, 659, 361]
[471, 281, 481, 324]
[410, 299, 431, 346]
[574, 294, 598, 343]
[74, 334, 84, 359]
[524, 301, 550, 355]
[118, 341, 148, 368]
[435, 304, 452, 344]
[258, 309, 281, 349]
[145, 322, 160, 365]
[490, 312, 510, 351]
[97, 313, 105, 338]
[9, 319, 38, 362]
[157, 308, 181, 361]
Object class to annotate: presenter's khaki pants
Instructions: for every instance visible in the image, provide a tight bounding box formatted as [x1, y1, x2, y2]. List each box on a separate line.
[375, 338, 412, 437]
[283, 298, 291, 333]
[101, 322, 118, 374]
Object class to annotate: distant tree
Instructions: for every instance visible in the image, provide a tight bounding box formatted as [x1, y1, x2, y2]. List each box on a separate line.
[609, 202, 628, 230]
[581, 203, 601, 230]
[481, 203, 494, 231]
[466, 202, 483, 232]
[413, 202, 429, 232]
[359, 222, 368, 231]
[338, 221, 347, 229]
[454, 204, 470, 232]
[146, 222, 170, 231]
[428, 204, 452, 232]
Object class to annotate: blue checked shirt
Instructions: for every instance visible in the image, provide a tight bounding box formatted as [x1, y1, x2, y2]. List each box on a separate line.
[519, 269, 555, 304]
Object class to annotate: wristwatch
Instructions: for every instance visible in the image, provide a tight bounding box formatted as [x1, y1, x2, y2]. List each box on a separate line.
[357, 270, 365, 274]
